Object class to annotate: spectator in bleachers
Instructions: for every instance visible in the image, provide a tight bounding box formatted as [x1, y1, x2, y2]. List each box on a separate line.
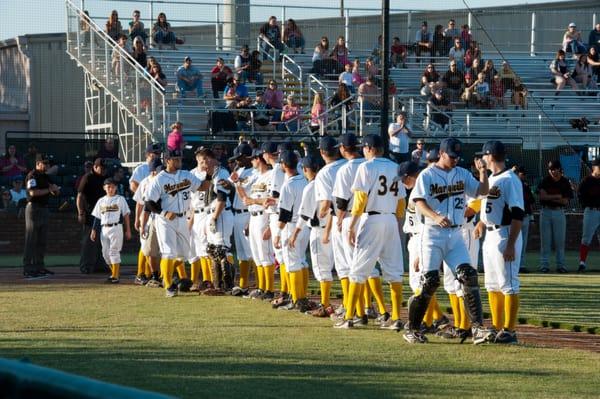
[0, 188, 13, 213]
[167, 122, 184, 151]
[443, 19, 460, 53]
[420, 63, 441, 96]
[461, 72, 474, 105]
[442, 61, 464, 101]
[482, 59, 497, 85]
[280, 95, 300, 132]
[550, 49, 578, 94]
[248, 50, 264, 86]
[365, 57, 379, 82]
[388, 112, 411, 163]
[152, 12, 177, 50]
[284, 19, 305, 54]
[10, 175, 27, 214]
[511, 77, 528, 109]
[263, 80, 284, 120]
[499, 61, 517, 91]
[259, 16, 284, 59]
[210, 57, 233, 99]
[128, 10, 147, 46]
[471, 72, 491, 108]
[468, 57, 483, 82]
[432, 25, 446, 59]
[464, 40, 481, 69]
[491, 74, 505, 108]
[111, 34, 130, 78]
[448, 38, 465, 72]
[105, 10, 123, 42]
[371, 35, 383, 65]
[428, 89, 452, 129]
[224, 75, 251, 110]
[562, 23, 586, 57]
[1, 145, 27, 178]
[587, 47, 600, 82]
[310, 92, 327, 134]
[251, 91, 273, 131]
[589, 23, 600, 53]
[460, 24, 472, 50]
[96, 138, 119, 161]
[358, 76, 381, 115]
[415, 21, 433, 63]
[573, 54, 593, 91]
[330, 83, 353, 130]
[339, 63, 354, 93]
[177, 56, 204, 100]
[390, 37, 407, 69]
[234, 45, 251, 80]
[131, 37, 147, 68]
[411, 139, 428, 166]
[148, 61, 167, 90]
[24, 143, 39, 172]
[80, 10, 90, 47]
[352, 58, 365, 88]
[331, 36, 350, 67]
[312, 36, 330, 63]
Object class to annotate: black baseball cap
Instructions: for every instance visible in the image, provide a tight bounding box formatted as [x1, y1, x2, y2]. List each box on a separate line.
[146, 143, 162, 154]
[149, 158, 163, 171]
[336, 133, 362, 148]
[250, 149, 264, 159]
[362, 134, 384, 149]
[318, 135, 338, 151]
[439, 138, 462, 158]
[476, 140, 506, 157]
[279, 150, 298, 167]
[261, 141, 278, 154]
[184, 56, 192, 62]
[229, 143, 253, 161]
[103, 177, 116, 186]
[592, 159, 600, 167]
[277, 142, 293, 153]
[548, 160, 562, 170]
[166, 149, 183, 159]
[302, 155, 322, 171]
[398, 161, 421, 177]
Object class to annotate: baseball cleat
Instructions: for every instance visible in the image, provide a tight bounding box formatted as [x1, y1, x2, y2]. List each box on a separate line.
[365, 307, 378, 319]
[374, 312, 391, 325]
[23, 271, 49, 280]
[577, 262, 586, 273]
[308, 304, 335, 317]
[279, 300, 297, 311]
[201, 288, 226, 296]
[436, 326, 460, 339]
[494, 329, 518, 344]
[189, 283, 200, 292]
[296, 298, 312, 313]
[146, 278, 161, 288]
[539, 266, 550, 273]
[352, 315, 369, 327]
[556, 267, 569, 274]
[134, 275, 148, 285]
[472, 326, 496, 345]
[105, 277, 119, 284]
[261, 291, 275, 301]
[403, 330, 428, 344]
[39, 268, 55, 275]
[333, 319, 354, 329]
[244, 289, 263, 299]
[271, 293, 291, 308]
[231, 286, 249, 297]
[380, 319, 404, 331]
[165, 287, 178, 298]
[433, 315, 451, 331]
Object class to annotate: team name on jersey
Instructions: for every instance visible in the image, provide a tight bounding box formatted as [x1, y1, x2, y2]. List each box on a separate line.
[430, 181, 465, 201]
[164, 179, 192, 196]
[251, 182, 269, 194]
[488, 185, 501, 199]
[100, 204, 120, 213]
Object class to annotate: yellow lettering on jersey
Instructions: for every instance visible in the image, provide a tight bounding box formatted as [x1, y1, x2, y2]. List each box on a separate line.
[429, 181, 465, 201]
[164, 179, 192, 196]
[100, 204, 120, 213]
[488, 186, 502, 200]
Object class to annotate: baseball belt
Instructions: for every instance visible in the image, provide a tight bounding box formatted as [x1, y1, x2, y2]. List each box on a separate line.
[486, 224, 509, 231]
[250, 211, 264, 216]
[232, 208, 249, 214]
[194, 208, 212, 214]
[102, 222, 122, 227]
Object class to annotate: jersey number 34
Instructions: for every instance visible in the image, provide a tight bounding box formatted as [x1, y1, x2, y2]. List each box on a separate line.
[378, 176, 399, 196]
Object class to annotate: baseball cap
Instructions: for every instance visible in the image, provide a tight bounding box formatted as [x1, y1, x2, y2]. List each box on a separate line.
[277, 142, 293, 153]
[93, 158, 106, 167]
[476, 140, 506, 157]
[422, 21, 428, 26]
[362, 134, 384, 149]
[250, 149, 264, 158]
[426, 148, 439, 162]
[11, 175, 24, 182]
[260, 141, 278, 154]
[439, 138, 462, 158]
[318, 135, 338, 152]
[279, 150, 298, 167]
[568, 22, 576, 28]
[149, 157, 163, 171]
[184, 56, 192, 62]
[514, 165, 527, 174]
[302, 155, 322, 171]
[548, 160, 562, 170]
[229, 143, 253, 162]
[398, 161, 421, 177]
[592, 159, 600, 167]
[166, 149, 183, 159]
[103, 177, 116, 186]
[146, 143, 162, 154]
[336, 133, 362, 148]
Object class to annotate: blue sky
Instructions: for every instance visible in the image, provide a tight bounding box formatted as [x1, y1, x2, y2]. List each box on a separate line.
[1, 0, 569, 41]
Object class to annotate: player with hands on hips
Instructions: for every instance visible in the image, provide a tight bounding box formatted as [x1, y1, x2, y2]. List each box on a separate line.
[474, 140, 524, 344]
[334, 135, 407, 330]
[90, 178, 132, 283]
[404, 137, 494, 345]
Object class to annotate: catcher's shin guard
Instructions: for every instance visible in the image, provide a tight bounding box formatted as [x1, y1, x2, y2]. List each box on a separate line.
[207, 244, 223, 288]
[456, 264, 484, 326]
[407, 271, 440, 330]
[221, 257, 234, 290]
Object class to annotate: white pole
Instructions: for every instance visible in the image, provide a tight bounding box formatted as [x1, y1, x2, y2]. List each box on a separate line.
[345, 9, 350, 49]
[282, 7, 286, 43]
[149, 2, 154, 47]
[215, 4, 220, 50]
[406, 11, 411, 46]
[530, 12, 536, 56]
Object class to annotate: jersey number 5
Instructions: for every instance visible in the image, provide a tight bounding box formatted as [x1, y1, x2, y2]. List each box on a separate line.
[485, 202, 492, 213]
[378, 176, 399, 196]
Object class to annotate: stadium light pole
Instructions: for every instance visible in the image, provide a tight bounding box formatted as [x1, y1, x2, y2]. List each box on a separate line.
[380, 0, 390, 150]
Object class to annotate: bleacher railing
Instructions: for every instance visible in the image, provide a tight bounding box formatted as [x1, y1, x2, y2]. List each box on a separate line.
[65, 0, 167, 165]
[281, 54, 303, 88]
[257, 36, 278, 81]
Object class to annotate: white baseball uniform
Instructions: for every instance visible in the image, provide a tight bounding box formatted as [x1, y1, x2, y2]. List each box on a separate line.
[278, 174, 309, 273]
[297, 179, 332, 282]
[349, 157, 405, 283]
[247, 169, 274, 267]
[268, 164, 285, 265]
[146, 169, 202, 259]
[411, 165, 481, 275]
[314, 158, 347, 277]
[130, 162, 151, 188]
[403, 189, 422, 292]
[132, 175, 160, 258]
[207, 166, 234, 248]
[481, 169, 524, 294]
[188, 166, 210, 263]
[91, 194, 130, 265]
[231, 166, 255, 262]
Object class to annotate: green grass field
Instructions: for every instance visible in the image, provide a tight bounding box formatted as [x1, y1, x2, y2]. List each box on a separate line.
[0, 258, 599, 398]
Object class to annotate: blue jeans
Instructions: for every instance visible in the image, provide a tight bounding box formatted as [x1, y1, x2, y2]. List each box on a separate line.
[239, 70, 263, 86]
[177, 79, 203, 99]
[567, 40, 586, 54]
[539, 208, 566, 269]
[520, 214, 531, 267]
[154, 31, 176, 44]
[581, 207, 600, 245]
[286, 36, 305, 50]
[261, 40, 284, 60]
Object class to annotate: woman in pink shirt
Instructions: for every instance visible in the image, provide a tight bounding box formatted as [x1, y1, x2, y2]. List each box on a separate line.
[310, 92, 327, 134]
[167, 121, 184, 151]
[280, 95, 300, 132]
[263, 79, 284, 121]
[351, 58, 365, 89]
[1, 145, 27, 178]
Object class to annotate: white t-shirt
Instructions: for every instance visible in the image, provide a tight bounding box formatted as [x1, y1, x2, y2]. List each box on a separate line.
[129, 162, 151, 186]
[481, 169, 524, 226]
[9, 189, 27, 203]
[351, 157, 406, 214]
[339, 71, 353, 87]
[91, 194, 130, 225]
[388, 123, 410, 154]
[146, 169, 202, 214]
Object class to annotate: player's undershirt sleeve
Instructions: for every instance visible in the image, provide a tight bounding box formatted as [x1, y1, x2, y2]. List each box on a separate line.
[395, 197, 406, 218]
[351, 191, 367, 216]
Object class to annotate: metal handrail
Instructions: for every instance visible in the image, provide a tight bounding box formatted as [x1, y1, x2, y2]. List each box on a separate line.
[281, 54, 303, 88]
[307, 74, 332, 108]
[257, 36, 277, 80]
[320, 95, 357, 135]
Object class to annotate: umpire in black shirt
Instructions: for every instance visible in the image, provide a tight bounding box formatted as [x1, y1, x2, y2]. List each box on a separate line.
[23, 155, 60, 278]
[76, 158, 107, 273]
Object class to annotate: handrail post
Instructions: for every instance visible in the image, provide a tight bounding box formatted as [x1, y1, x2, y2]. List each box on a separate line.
[149, 1, 154, 47]
[104, 39, 110, 82]
[406, 11, 412, 46]
[215, 4, 221, 51]
[530, 12, 536, 56]
[345, 9, 350, 49]
[135, 73, 141, 115]
[75, 9, 81, 59]
[342, 106, 347, 134]
[119, 53, 124, 101]
[281, 7, 286, 43]
[90, 29, 95, 70]
[359, 100, 364, 136]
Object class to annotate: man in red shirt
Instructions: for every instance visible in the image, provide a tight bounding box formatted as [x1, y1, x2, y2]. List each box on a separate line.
[210, 57, 233, 99]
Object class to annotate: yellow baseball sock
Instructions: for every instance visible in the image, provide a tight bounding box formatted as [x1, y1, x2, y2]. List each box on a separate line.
[488, 291, 504, 330]
[363, 282, 372, 310]
[345, 282, 364, 320]
[368, 277, 387, 315]
[136, 250, 145, 277]
[190, 259, 202, 285]
[504, 294, 520, 331]
[279, 263, 288, 293]
[264, 265, 275, 292]
[255, 266, 265, 291]
[200, 257, 212, 282]
[458, 296, 471, 330]
[320, 280, 332, 307]
[111, 264, 120, 279]
[144, 257, 152, 278]
[423, 299, 434, 327]
[251, 261, 258, 286]
[175, 261, 187, 279]
[431, 294, 443, 321]
[298, 269, 307, 299]
[340, 277, 350, 310]
[238, 260, 250, 289]
[390, 282, 403, 321]
[355, 284, 365, 318]
[449, 293, 461, 327]
[289, 271, 302, 302]
[302, 268, 309, 297]
[161, 259, 174, 290]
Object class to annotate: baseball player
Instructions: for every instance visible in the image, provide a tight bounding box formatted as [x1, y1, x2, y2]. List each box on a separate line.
[145, 149, 203, 297]
[334, 134, 406, 329]
[228, 143, 256, 296]
[273, 151, 311, 312]
[577, 159, 600, 273]
[404, 137, 493, 344]
[133, 158, 163, 286]
[235, 149, 275, 299]
[314, 136, 349, 317]
[474, 140, 524, 344]
[90, 178, 132, 283]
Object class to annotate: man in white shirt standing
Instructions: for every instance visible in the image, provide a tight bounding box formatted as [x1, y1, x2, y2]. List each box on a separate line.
[388, 112, 411, 164]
